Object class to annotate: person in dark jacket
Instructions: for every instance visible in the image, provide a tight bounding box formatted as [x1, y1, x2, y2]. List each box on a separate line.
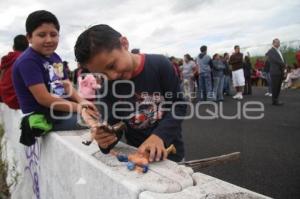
[195, 45, 213, 101]
[223, 52, 232, 96]
[212, 53, 225, 101]
[0, 34, 28, 109]
[243, 56, 252, 95]
[266, 38, 286, 105]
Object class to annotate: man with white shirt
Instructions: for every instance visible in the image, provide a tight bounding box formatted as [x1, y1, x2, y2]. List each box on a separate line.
[229, 45, 244, 100]
[266, 38, 286, 106]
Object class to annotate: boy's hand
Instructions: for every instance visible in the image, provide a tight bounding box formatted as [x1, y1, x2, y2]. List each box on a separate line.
[79, 100, 99, 119]
[93, 125, 118, 149]
[138, 134, 167, 162]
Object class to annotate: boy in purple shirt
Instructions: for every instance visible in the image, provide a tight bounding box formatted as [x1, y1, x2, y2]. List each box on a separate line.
[13, 10, 98, 133]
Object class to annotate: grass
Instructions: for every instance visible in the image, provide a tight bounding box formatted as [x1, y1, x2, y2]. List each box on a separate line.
[0, 124, 10, 199]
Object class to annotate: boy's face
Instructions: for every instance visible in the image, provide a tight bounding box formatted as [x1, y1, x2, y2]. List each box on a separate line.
[27, 23, 59, 56]
[86, 37, 136, 80]
[234, 47, 240, 54]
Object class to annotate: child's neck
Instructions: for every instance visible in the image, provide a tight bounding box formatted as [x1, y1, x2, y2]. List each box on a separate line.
[132, 54, 141, 70]
[131, 53, 143, 77]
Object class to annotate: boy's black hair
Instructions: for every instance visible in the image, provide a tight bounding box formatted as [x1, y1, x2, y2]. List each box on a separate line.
[13, 34, 28, 51]
[74, 24, 122, 64]
[131, 48, 140, 54]
[200, 45, 207, 53]
[26, 10, 60, 36]
[234, 45, 240, 49]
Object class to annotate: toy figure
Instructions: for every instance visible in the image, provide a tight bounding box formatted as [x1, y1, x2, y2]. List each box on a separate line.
[112, 144, 176, 173]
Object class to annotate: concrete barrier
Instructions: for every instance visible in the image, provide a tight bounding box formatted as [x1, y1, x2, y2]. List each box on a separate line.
[0, 103, 271, 199]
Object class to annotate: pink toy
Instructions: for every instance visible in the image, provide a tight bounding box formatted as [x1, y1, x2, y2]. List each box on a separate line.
[78, 74, 101, 100]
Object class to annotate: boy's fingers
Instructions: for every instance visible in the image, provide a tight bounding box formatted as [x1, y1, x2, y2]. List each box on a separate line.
[84, 108, 100, 121]
[93, 128, 105, 136]
[102, 121, 108, 126]
[95, 132, 115, 140]
[86, 109, 99, 118]
[96, 135, 117, 148]
[96, 135, 115, 143]
[155, 147, 162, 162]
[90, 129, 96, 139]
[89, 104, 99, 114]
[94, 128, 116, 140]
[162, 148, 168, 160]
[100, 125, 113, 133]
[149, 146, 156, 162]
[138, 145, 146, 154]
[100, 139, 115, 148]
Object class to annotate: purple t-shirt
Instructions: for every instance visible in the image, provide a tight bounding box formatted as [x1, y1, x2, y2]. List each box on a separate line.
[12, 47, 67, 114]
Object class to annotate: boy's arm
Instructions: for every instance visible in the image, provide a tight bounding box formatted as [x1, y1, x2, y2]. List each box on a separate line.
[140, 57, 186, 160]
[96, 83, 123, 154]
[156, 57, 186, 141]
[29, 83, 80, 113]
[62, 79, 82, 102]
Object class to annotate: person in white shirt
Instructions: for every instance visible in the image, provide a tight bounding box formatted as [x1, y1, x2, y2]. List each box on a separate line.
[182, 54, 197, 101]
[283, 64, 300, 88]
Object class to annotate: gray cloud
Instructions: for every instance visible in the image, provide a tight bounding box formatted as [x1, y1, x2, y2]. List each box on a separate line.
[169, 0, 214, 14]
[1, 0, 300, 69]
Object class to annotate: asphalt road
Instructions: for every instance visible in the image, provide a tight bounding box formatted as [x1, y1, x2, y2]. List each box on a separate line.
[182, 87, 300, 199]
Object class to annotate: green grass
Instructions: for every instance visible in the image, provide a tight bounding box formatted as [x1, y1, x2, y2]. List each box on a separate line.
[0, 124, 10, 199]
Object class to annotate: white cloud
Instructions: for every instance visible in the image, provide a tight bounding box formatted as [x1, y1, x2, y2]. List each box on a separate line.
[0, 0, 299, 70]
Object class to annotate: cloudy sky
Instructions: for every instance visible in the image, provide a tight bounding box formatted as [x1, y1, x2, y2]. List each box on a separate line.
[1, 0, 300, 69]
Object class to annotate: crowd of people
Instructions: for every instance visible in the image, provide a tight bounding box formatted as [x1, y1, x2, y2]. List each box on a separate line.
[0, 10, 299, 162]
[169, 41, 300, 105]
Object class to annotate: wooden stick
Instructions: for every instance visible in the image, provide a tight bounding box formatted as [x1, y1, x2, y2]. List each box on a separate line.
[180, 152, 240, 171]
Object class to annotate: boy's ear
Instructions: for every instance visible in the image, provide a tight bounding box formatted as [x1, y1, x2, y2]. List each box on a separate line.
[26, 34, 32, 44]
[120, 37, 129, 50]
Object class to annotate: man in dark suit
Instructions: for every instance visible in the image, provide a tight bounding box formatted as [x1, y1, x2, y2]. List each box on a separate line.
[266, 38, 286, 106]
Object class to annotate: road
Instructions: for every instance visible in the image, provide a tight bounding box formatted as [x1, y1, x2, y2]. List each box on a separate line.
[182, 87, 300, 199]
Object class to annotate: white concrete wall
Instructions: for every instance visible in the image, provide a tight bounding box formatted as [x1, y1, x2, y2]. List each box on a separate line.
[0, 103, 271, 199]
